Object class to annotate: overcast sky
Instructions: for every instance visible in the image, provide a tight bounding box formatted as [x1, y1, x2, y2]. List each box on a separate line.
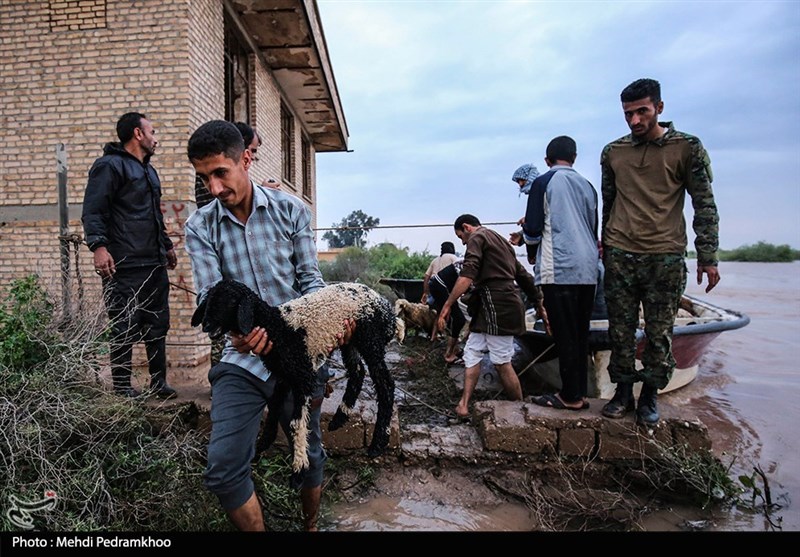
[314, 0, 800, 256]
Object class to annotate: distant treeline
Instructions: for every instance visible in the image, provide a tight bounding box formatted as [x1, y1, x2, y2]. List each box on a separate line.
[687, 241, 800, 262]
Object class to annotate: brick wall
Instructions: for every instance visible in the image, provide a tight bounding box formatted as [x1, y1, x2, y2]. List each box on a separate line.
[0, 0, 327, 372]
[0, 0, 202, 369]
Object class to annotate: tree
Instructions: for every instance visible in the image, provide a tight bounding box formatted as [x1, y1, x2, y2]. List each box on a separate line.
[322, 210, 380, 248]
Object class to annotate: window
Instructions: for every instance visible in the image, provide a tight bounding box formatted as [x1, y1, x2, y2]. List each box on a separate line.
[224, 16, 250, 123]
[281, 103, 295, 185]
[301, 136, 312, 200]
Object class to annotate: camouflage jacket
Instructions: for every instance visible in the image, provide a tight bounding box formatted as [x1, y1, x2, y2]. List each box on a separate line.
[600, 121, 719, 266]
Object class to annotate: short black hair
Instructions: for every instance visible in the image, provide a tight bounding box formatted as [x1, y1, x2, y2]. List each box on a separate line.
[187, 120, 245, 162]
[440, 241, 455, 255]
[620, 78, 661, 105]
[454, 214, 480, 230]
[545, 135, 577, 164]
[116, 112, 146, 144]
[234, 121, 255, 147]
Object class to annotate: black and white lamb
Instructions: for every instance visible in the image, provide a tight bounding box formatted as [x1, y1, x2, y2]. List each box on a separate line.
[191, 279, 400, 474]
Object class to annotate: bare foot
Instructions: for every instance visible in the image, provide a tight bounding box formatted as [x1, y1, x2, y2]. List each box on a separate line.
[454, 402, 469, 418]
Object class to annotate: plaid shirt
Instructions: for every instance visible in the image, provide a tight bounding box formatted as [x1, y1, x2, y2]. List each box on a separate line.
[185, 182, 325, 380]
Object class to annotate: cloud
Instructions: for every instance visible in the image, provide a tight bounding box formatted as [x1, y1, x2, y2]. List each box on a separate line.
[316, 0, 800, 252]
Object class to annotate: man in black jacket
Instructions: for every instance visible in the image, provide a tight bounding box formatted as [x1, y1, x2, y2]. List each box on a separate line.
[82, 112, 178, 398]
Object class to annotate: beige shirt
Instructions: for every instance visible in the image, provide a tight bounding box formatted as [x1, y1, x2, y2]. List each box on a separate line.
[425, 253, 458, 277]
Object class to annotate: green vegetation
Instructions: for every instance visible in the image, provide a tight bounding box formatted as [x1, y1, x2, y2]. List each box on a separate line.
[321, 209, 380, 248]
[719, 241, 800, 262]
[0, 275, 56, 377]
[320, 243, 433, 300]
[0, 275, 340, 532]
[0, 275, 227, 531]
[688, 241, 800, 262]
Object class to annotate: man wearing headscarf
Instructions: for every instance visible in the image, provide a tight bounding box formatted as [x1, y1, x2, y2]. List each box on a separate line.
[509, 163, 540, 264]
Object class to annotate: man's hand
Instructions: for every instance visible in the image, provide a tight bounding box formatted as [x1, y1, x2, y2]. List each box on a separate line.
[537, 301, 552, 336]
[697, 264, 720, 293]
[93, 246, 116, 279]
[509, 231, 523, 246]
[437, 305, 451, 335]
[231, 327, 274, 356]
[166, 248, 178, 270]
[327, 318, 356, 353]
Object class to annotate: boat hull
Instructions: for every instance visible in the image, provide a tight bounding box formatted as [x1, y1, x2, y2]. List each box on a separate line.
[379, 277, 750, 399]
[516, 294, 749, 399]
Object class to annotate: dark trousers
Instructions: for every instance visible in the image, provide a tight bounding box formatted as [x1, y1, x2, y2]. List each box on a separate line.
[204, 362, 328, 510]
[541, 284, 596, 403]
[103, 266, 170, 388]
[604, 248, 687, 389]
[429, 278, 466, 339]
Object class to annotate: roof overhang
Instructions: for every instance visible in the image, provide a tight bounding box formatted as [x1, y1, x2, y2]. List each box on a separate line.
[227, 0, 349, 152]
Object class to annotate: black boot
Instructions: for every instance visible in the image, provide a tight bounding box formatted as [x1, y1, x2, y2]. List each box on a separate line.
[601, 382, 634, 419]
[110, 339, 140, 398]
[146, 340, 177, 399]
[636, 384, 659, 426]
[150, 372, 178, 399]
[111, 368, 141, 398]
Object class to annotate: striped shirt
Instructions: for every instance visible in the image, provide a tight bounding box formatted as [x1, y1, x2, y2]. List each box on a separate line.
[184, 182, 326, 380]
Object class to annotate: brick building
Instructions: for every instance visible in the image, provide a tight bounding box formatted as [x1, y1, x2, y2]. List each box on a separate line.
[0, 0, 348, 369]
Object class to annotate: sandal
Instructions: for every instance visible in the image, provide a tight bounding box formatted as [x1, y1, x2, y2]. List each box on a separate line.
[531, 393, 590, 411]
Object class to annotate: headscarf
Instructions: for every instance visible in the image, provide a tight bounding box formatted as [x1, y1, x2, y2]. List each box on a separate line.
[512, 163, 540, 195]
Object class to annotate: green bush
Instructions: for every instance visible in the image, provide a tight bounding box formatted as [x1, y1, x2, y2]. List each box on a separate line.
[319, 243, 434, 300]
[719, 241, 800, 262]
[0, 275, 229, 531]
[0, 275, 56, 379]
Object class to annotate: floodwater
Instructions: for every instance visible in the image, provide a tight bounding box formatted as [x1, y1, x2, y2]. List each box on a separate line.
[326, 261, 800, 531]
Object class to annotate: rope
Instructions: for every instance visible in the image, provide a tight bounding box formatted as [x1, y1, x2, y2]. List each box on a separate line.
[313, 220, 518, 232]
[169, 281, 196, 296]
[394, 384, 455, 419]
[491, 342, 555, 400]
[69, 233, 85, 314]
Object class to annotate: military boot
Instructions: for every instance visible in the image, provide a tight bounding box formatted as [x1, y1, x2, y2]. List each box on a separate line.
[601, 382, 634, 419]
[636, 383, 659, 426]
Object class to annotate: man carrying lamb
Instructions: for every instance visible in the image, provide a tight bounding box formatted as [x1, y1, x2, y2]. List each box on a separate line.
[184, 120, 354, 532]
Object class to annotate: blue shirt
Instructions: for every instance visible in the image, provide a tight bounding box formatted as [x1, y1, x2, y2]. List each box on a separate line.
[185, 182, 326, 380]
[522, 165, 598, 285]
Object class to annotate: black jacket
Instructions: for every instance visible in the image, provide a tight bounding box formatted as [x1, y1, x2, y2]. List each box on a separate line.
[82, 142, 173, 269]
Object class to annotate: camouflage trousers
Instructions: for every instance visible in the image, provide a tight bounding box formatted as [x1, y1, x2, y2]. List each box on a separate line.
[604, 247, 687, 389]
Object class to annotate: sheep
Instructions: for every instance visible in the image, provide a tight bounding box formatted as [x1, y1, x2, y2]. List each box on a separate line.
[191, 279, 401, 476]
[394, 299, 438, 339]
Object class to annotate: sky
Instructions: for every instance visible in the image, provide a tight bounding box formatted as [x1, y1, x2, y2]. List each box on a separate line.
[313, 0, 800, 256]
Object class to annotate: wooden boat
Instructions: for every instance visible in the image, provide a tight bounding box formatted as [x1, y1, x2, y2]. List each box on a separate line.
[380, 277, 751, 399]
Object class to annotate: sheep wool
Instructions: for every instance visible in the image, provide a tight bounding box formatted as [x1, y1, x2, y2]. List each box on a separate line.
[281, 283, 394, 370]
[394, 299, 438, 338]
[192, 279, 399, 476]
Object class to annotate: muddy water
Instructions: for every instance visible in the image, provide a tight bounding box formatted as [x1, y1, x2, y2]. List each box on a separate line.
[326, 261, 800, 531]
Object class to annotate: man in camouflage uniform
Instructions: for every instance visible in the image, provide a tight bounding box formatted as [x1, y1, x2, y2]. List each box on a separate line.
[600, 78, 721, 425]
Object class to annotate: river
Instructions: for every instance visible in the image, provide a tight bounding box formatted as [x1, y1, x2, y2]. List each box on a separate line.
[327, 260, 800, 531]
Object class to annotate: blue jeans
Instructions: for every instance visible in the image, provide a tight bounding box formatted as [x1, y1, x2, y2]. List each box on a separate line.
[204, 361, 328, 510]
